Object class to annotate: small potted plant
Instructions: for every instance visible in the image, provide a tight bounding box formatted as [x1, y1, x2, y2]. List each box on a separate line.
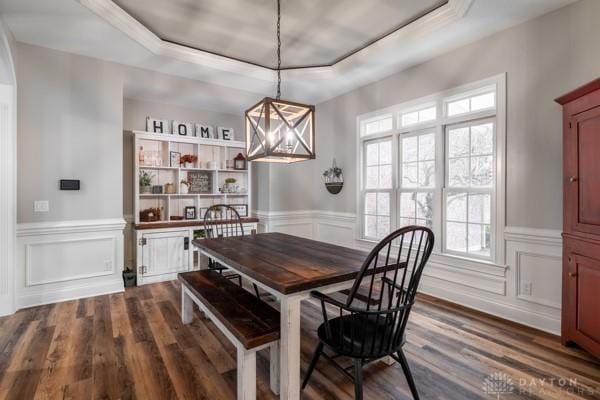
[224, 177, 237, 193]
[180, 154, 198, 168]
[139, 170, 153, 194]
[180, 179, 190, 194]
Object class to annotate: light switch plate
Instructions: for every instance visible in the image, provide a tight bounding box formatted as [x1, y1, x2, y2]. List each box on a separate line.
[34, 200, 49, 213]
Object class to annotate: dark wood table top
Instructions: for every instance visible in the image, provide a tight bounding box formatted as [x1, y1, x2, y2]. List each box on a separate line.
[192, 232, 370, 294]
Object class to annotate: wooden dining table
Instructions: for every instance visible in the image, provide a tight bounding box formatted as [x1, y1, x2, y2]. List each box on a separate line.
[193, 232, 370, 400]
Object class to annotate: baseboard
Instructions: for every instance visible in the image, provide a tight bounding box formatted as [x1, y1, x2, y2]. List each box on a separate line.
[17, 278, 124, 309]
[0, 294, 14, 316]
[419, 278, 560, 334]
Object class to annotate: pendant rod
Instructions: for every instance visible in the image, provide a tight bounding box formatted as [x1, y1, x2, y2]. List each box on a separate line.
[276, 0, 281, 100]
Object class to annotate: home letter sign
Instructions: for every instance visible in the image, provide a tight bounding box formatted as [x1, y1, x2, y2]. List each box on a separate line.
[195, 124, 213, 139]
[173, 121, 193, 136]
[147, 117, 170, 134]
[218, 127, 234, 141]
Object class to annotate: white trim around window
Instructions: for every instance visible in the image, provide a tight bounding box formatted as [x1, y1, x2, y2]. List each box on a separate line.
[356, 73, 506, 267]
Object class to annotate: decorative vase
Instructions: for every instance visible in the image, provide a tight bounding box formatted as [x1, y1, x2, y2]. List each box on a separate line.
[140, 185, 151, 194]
[180, 183, 189, 194]
[164, 183, 176, 194]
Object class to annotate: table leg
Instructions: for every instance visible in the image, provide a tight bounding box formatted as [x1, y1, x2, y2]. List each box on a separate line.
[269, 341, 280, 395]
[280, 296, 301, 400]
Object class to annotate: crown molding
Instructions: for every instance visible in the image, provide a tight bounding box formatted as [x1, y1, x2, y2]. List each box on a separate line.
[78, 0, 473, 84]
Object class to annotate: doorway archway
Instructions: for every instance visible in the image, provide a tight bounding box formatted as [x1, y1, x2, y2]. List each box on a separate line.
[0, 20, 17, 316]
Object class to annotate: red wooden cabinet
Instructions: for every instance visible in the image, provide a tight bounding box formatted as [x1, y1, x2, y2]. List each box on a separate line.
[556, 78, 600, 358]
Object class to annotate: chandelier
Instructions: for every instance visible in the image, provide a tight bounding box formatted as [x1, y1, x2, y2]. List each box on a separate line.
[245, 0, 315, 163]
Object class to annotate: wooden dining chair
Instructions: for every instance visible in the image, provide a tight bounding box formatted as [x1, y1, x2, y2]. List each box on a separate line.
[202, 204, 260, 298]
[301, 225, 434, 400]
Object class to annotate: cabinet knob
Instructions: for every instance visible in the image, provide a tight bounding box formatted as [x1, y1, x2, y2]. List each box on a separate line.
[568, 272, 577, 277]
[569, 176, 578, 183]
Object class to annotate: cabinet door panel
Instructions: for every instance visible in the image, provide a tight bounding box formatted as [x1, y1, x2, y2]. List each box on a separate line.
[142, 230, 189, 277]
[577, 260, 600, 343]
[567, 106, 600, 235]
[568, 252, 600, 355]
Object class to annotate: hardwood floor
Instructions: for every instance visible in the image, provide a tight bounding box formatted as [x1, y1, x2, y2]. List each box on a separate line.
[0, 281, 599, 399]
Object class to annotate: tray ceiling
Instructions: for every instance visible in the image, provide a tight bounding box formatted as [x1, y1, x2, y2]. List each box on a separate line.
[113, 0, 447, 69]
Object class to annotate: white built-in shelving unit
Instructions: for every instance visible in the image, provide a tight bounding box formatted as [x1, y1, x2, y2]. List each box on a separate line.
[134, 130, 252, 225]
[131, 130, 257, 285]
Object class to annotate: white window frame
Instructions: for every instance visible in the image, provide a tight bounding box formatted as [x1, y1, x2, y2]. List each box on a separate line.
[356, 74, 506, 268]
[362, 137, 395, 241]
[443, 117, 496, 261]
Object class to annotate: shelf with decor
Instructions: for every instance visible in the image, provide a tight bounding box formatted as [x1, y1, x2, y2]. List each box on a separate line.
[134, 130, 251, 224]
[132, 129, 255, 286]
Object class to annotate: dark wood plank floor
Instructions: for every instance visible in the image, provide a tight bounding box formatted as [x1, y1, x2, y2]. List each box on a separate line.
[0, 281, 599, 399]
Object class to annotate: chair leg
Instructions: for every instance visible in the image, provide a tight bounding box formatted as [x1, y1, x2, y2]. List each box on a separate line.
[354, 358, 363, 400]
[397, 349, 419, 400]
[236, 275, 242, 287]
[253, 283, 260, 298]
[301, 342, 323, 389]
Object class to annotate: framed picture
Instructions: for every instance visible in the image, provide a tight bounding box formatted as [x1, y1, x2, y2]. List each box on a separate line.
[169, 151, 181, 167]
[231, 204, 248, 217]
[146, 117, 170, 134]
[173, 121, 193, 136]
[184, 206, 196, 220]
[187, 171, 212, 194]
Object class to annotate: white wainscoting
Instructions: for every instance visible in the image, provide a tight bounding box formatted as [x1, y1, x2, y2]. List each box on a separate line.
[254, 210, 563, 335]
[16, 218, 126, 309]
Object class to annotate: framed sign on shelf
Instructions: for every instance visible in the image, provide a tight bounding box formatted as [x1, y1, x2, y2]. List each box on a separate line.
[231, 204, 248, 217]
[187, 171, 212, 194]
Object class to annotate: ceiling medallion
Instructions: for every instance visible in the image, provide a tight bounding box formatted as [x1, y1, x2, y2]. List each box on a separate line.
[245, 0, 315, 163]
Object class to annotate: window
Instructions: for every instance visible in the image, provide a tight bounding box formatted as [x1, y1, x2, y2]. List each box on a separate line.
[363, 139, 392, 239]
[362, 116, 393, 136]
[399, 132, 435, 228]
[400, 106, 436, 127]
[446, 90, 495, 117]
[445, 120, 494, 258]
[358, 75, 505, 264]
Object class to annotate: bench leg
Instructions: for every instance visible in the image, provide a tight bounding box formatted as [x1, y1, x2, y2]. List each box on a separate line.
[237, 347, 256, 400]
[181, 288, 194, 324]
[269, 341, 280, 395]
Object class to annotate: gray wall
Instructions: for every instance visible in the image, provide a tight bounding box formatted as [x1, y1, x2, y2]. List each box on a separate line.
[17, 43, 124, 223]
[122, 98, 245, 215]
[16, 42, 264, 223]
[260, 0, 600, 230]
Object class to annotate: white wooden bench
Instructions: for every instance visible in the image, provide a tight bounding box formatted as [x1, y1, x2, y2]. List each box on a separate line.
[179, 270, 280, 400]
